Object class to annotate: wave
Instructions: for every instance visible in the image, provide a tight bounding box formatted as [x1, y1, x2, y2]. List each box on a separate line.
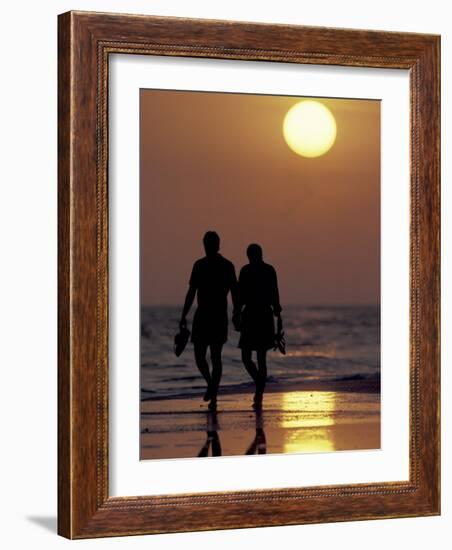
[141, 373, 380, 401]
[141, 305, 380, 400]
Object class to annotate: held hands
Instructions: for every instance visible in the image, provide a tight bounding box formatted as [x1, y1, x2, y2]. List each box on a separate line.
[232, 311, 242, 332]
[273, 305, 282, 317]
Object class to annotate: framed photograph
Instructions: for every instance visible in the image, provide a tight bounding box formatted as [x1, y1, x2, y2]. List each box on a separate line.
[58, 11, 440, 538]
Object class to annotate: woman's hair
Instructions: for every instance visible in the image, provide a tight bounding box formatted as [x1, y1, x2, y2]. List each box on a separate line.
[247, 243, 263, 262]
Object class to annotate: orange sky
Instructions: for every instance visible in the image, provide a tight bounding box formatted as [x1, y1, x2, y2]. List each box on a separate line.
[140, 90, 380, 306]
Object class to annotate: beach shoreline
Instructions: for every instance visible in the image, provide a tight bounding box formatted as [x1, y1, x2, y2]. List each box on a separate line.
[141, 374, 380, 402]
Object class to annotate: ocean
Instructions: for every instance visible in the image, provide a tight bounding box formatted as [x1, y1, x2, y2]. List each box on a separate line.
[140, 305, 380, 401]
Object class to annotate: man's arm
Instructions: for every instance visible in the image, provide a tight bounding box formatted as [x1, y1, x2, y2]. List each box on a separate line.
[180, 285, 196, 328]
[231, 265, 243, 331]
[180, 262, 198, 328]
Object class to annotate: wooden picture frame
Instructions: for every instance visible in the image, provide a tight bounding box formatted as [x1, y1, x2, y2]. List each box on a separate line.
[58, 11, 440, 539]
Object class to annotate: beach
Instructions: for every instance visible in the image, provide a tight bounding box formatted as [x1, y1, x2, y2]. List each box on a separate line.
[140, 305, 380, 460]
[140, 378, 380, 460]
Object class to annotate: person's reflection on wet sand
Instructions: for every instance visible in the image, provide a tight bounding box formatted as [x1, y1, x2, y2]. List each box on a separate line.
[197, 411, 222, 457]
[245, 410, 267, 455]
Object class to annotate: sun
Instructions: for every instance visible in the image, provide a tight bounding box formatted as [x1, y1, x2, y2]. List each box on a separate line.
[283, 100, 337, 158]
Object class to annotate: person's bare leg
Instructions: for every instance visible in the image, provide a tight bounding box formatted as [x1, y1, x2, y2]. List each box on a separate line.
[209, 343, 223, 410]
[242, 348, 261, 408]
[241, 348, 259, 383]
[254, 349, 268, 409]
[256, 349, 268, 393]
[194, 342, 211, 401]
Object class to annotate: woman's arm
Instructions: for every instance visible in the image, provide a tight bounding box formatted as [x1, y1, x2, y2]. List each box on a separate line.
[271, 267, 282, 316]
[230, 264, 240, 315]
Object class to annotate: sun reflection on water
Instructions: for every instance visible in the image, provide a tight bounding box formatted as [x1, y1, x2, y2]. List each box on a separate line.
[279, 391, 337, 454]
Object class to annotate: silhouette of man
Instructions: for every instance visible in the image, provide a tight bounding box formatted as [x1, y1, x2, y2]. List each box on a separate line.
[180, 231, 239, 410]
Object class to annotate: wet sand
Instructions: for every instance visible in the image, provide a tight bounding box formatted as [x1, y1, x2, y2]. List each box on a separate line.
[140, 385, 380, 460]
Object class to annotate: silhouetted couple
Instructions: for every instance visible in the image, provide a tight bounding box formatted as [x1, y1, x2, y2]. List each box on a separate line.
[180, 231, 282, 411]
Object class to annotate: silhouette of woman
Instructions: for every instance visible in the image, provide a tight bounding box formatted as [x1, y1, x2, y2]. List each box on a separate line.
[237, 244, 282, 409]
